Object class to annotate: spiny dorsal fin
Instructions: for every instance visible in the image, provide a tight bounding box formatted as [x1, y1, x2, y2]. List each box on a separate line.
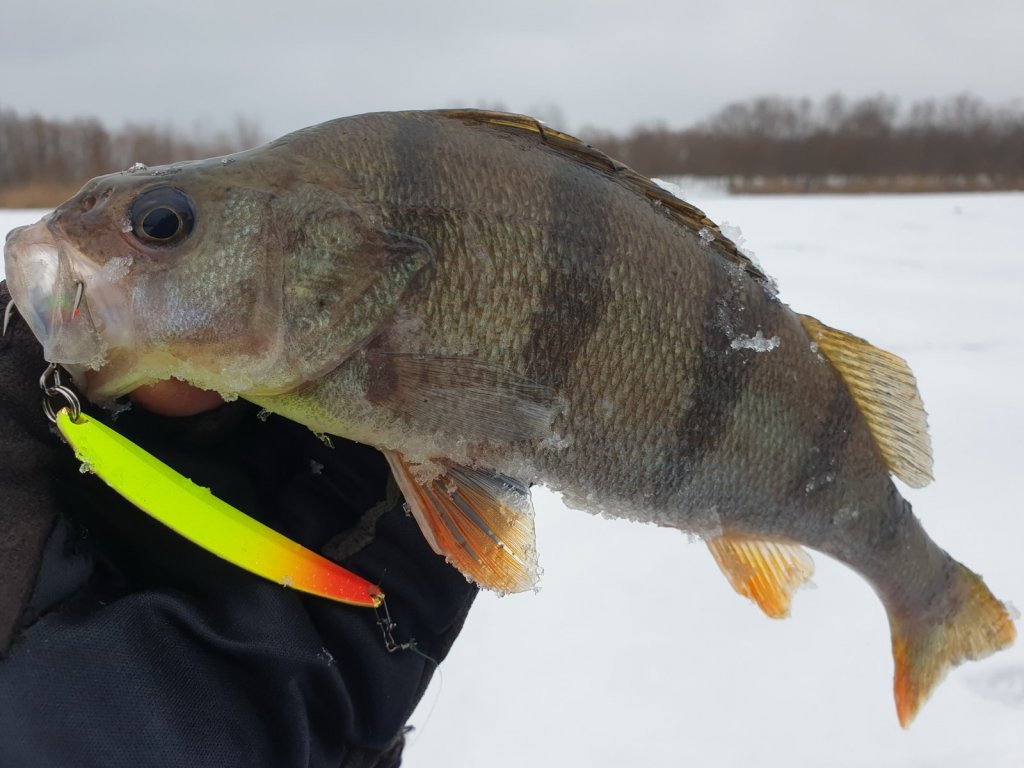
[707, 535, 814, 619]
[439, 109, 770, 286]
[384, 451, 539, 594]
[799, 314, 933, 488]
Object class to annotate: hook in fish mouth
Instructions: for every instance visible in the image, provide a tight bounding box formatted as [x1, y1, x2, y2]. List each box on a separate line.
[71, 280, 84, 316]
[2, 300, 18, 336]
[2, 279, 84, 338]
[3, 218, 124, 378]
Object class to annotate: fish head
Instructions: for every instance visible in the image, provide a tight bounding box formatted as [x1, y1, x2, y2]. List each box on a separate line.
[5, 157, 283, 400]
[4, 150, 432, 403]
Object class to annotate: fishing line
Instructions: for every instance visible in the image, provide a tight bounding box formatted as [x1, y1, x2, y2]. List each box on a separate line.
[371, 579, 446, 749]
[371, 576, 438, 664]
[404, 664, 445, 751]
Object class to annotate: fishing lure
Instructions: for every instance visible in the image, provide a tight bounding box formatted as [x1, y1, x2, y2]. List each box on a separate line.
[42, 364, 381, 608]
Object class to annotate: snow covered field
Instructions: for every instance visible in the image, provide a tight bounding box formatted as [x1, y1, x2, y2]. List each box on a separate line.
[3, 192, 1022, 767]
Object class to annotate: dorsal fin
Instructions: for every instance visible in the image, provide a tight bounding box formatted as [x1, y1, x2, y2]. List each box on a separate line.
[440, 109, 770, 286]
[799, 314, 933, 488]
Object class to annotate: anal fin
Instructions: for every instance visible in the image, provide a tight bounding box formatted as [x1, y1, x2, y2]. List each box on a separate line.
[707, 536, 814, 619]
[384, 451, 539, 594]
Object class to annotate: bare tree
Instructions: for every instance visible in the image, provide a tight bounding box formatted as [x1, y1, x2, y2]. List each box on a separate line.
[0, 108, 263, 206]
[580, 93, 1024, 190]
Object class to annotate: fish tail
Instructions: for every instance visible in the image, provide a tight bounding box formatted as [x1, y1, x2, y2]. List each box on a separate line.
[889, 561, 1016, 727]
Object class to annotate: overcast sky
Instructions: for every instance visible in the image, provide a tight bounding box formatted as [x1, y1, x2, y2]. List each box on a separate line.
[2, 0, 1021, 141]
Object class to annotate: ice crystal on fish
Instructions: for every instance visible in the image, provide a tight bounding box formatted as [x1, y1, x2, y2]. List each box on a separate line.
[719, 221, 778, 298]
[651, 177, 686, 201]
[805, 471, 837, 493]
[719, 222, 746, 246]
[730, 330, 781, 352]
[98, 255, 133, 282]
[831, 506, 862, 526]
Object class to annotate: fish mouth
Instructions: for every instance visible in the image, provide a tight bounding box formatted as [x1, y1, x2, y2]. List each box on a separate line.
[4, 219, 137, 397]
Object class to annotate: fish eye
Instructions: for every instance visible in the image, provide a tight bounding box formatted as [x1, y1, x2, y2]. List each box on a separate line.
[129, 187, 195, 247]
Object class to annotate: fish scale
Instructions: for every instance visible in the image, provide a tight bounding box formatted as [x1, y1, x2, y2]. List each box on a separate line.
[2, 109, 1014, 727]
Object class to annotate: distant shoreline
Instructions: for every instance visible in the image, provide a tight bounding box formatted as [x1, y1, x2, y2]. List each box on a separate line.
[0, 181, 97, 209]
[726, 175, 1024, 195]
[4, 175, 1021, 210]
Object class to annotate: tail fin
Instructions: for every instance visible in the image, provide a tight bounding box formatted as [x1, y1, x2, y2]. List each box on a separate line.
[889, 562, 1016, 727]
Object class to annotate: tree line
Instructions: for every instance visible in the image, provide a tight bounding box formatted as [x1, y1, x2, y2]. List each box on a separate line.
[582, 94, 1024, 191]
[1, 94, 1022, 205]
[0, 110, 261, 206]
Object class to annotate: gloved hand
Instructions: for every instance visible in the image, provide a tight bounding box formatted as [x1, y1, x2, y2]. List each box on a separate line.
[0, 282, 477, 768]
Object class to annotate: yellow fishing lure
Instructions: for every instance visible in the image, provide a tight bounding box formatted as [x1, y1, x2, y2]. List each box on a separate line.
[54, 407, 382, 608]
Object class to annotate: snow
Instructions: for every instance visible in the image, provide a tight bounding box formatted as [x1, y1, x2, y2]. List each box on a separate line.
[3, 193, 1024, 766]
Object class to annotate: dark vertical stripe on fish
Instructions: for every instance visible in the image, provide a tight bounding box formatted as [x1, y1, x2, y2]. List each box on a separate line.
[384, 113, 444, 211]
[523, 164, 613, 390]
[796, 380, 859, 498]
[658, 267, 758, 498]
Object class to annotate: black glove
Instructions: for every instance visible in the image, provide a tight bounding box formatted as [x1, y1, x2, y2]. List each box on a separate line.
[0, 282, 477, 768]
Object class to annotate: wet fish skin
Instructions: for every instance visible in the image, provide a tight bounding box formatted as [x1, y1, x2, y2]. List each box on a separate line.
[2, 110, 1014, 726]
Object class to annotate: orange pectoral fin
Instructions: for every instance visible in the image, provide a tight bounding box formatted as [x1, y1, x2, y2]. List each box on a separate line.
[707, 535, 815, 619]
[384, 451, 539, 594]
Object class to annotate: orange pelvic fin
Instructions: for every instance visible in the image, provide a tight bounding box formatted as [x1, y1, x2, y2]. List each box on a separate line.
[707, 535, 814, 619]
[890, 562, 1016, 727]
[384, 451, 539, 594]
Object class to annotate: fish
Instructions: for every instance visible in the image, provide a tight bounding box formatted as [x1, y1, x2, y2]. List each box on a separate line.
[3, 109, 1015, 726]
